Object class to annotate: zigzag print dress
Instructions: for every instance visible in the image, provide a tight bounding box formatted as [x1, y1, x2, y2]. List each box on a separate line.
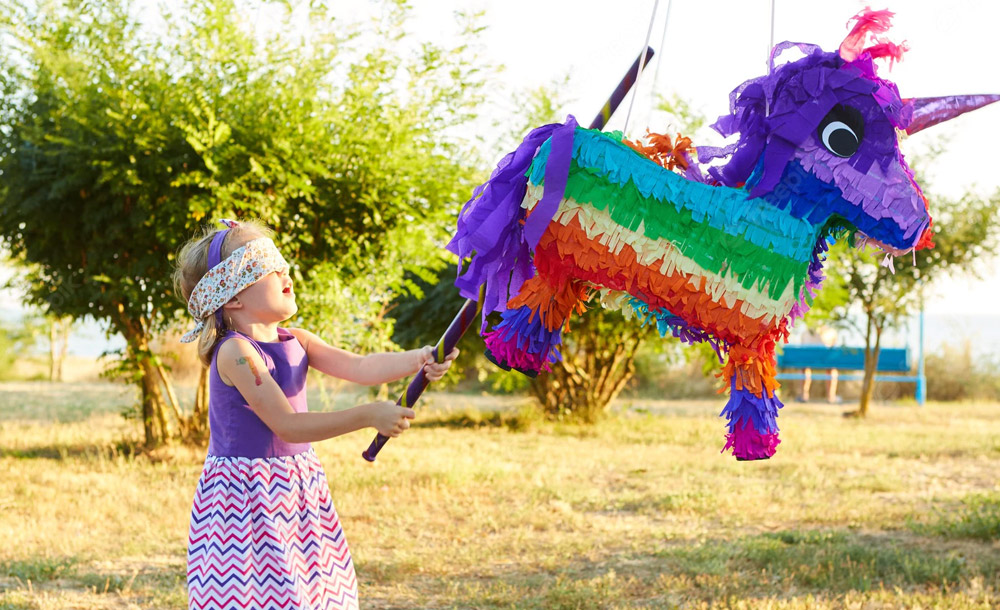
[187, 328, 359, 610]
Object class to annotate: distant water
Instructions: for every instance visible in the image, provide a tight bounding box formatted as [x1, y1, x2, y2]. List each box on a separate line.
[909, 314, 1000, 360]
[0, 308, 125, 358]
[67, 317, 128, 357]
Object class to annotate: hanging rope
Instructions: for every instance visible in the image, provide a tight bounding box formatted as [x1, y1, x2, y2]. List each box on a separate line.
[623, 0, 660, 136]
[765, 0, 777, 115]
[646, 0, 673, 132]
[768, 0, 776, 74]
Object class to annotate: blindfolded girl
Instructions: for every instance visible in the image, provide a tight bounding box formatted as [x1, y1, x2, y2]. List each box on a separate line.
[173, 219, 456, 610]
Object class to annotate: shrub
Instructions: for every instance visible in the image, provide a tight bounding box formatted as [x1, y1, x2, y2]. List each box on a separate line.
[925, 341, 1000, 401]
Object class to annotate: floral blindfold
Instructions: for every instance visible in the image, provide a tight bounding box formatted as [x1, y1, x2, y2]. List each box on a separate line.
[181, 225, 289, 343]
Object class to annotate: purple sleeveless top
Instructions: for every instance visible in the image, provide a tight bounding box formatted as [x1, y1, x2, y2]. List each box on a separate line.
[208, 327, 312, 458]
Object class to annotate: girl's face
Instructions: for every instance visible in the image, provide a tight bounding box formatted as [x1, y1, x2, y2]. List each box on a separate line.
[230, 268, 297, 324]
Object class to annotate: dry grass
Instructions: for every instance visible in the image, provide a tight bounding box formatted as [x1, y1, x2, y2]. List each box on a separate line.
[1, 382, 998, 609]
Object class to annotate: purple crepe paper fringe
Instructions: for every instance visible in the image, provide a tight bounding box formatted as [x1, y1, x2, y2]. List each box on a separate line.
[483, 332, 551, 374]
[483, 305, 562, 373]
[699, 43, 910, 201]
[720, 385, 782, 461]
[720, 385, 783, 437]
[788, 235, 831, 322]
[627, 297, 729, 361]
[447, 117, 577, 332]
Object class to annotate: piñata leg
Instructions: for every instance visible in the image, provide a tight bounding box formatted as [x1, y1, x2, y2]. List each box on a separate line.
[482, 274, 589, 377]
[719, 344, 783, 460]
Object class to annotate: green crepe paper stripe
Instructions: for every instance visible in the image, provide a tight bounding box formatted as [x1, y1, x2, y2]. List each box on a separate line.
[534, 162, 809, 301]
[530, 128, 820, 262]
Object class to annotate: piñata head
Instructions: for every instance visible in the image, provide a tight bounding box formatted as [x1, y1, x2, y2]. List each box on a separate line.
[447, 8, 999, 461]
[703, 9, 931, 255]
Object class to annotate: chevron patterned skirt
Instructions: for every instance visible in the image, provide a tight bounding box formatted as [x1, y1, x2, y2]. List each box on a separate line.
[187, 448, 359, 610]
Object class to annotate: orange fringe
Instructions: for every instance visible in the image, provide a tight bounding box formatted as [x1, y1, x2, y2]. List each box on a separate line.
[715, 320, 789, 397]
[507, 275, 590, 332]
[718, 344, 780, 398]
[519, 171, 796, 400]
[532, 213, 778, 347]
[624, 131, 695, 172]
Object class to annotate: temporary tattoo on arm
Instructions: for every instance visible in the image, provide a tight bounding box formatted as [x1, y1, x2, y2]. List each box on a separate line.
[236, 357, 263, 386]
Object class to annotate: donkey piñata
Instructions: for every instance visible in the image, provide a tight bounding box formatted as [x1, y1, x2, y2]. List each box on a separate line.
[447, 9, 999, 460]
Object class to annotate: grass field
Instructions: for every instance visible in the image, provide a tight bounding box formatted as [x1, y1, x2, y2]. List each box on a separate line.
[0, 380, 998, 609]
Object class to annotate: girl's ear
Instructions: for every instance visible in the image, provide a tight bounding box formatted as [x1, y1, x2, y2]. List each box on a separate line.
[222, 297, 243, 311]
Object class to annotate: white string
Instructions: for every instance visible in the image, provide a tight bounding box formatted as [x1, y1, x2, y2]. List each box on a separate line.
[253, 0, 264, 35]
[623, 0, 660, 137]
[768, 0, 776, 74]
[765, 0, 776, 116]
[647, 0, 673, 133]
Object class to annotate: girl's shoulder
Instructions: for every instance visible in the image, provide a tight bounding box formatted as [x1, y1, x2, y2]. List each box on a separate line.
[285, 327, 315, 352]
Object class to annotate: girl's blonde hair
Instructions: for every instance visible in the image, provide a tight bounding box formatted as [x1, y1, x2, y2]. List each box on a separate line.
[172, 219, 275, 366]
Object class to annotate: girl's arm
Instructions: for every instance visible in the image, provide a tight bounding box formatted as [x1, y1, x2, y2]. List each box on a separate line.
[287, 327, 457, 385]
[217, 338, 414, 444]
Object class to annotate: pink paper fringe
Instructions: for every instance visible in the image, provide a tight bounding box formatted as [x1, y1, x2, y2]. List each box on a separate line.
[482, 329, 550, 374]
[723, 418, 781, 461]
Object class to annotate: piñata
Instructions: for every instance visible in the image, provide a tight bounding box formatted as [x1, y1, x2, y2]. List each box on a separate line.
[447, 8, 999, 460]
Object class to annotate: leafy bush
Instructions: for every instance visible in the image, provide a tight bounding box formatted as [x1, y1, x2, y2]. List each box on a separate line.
[625, 341, 719, 399]
[925, 342, 1000, 401]
[0, 321, 40, 380]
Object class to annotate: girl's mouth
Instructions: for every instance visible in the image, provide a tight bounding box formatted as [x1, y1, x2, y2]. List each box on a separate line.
[283, 286, 292, 295]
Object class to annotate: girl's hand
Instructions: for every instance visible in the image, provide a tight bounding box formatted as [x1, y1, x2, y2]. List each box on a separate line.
[368, 401, 415, 437]
[417, 346, 460, 382]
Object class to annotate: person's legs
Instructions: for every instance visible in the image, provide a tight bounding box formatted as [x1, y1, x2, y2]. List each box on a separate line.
[827, 368, 840, 403]
[800, 367, 812, 401]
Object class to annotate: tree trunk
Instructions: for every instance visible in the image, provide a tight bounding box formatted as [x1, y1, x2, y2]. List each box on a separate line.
[530, 317, 643, 423]
[858, 320, 883, 417]
[56, 318, 69, 381]
[142, 355, 172, 443]
[156, 360, 186, 434]
[47, 317, 70, 382]
[114, 304, 172, 447]
[49, 321, 57, 382]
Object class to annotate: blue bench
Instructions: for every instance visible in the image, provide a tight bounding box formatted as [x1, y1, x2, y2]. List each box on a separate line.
[775, 345, 926, 405]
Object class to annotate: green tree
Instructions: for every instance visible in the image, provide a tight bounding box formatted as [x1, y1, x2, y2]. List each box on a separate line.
[0, 317, 41, 380]
[0, 0, 490, 445]
[812, 190, 999, 417]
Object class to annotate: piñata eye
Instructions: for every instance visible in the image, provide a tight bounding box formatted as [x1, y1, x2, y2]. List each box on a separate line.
[817, 104, 864, 158]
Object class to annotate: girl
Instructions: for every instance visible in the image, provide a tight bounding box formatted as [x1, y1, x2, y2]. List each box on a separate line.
[173, 218, 457, 610]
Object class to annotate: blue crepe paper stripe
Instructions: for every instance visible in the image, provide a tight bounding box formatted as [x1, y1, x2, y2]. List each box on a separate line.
[528, 128, 821, 263]
[760, 160, 911, 246]
[626, 297, 727, 359]
[494, 305, 563, 360]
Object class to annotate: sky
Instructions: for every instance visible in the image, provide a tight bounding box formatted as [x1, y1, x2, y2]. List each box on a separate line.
[2, 0, 999, 355]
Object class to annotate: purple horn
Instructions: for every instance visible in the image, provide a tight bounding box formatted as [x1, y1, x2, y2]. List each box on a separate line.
[903, 94, 1000, 135]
